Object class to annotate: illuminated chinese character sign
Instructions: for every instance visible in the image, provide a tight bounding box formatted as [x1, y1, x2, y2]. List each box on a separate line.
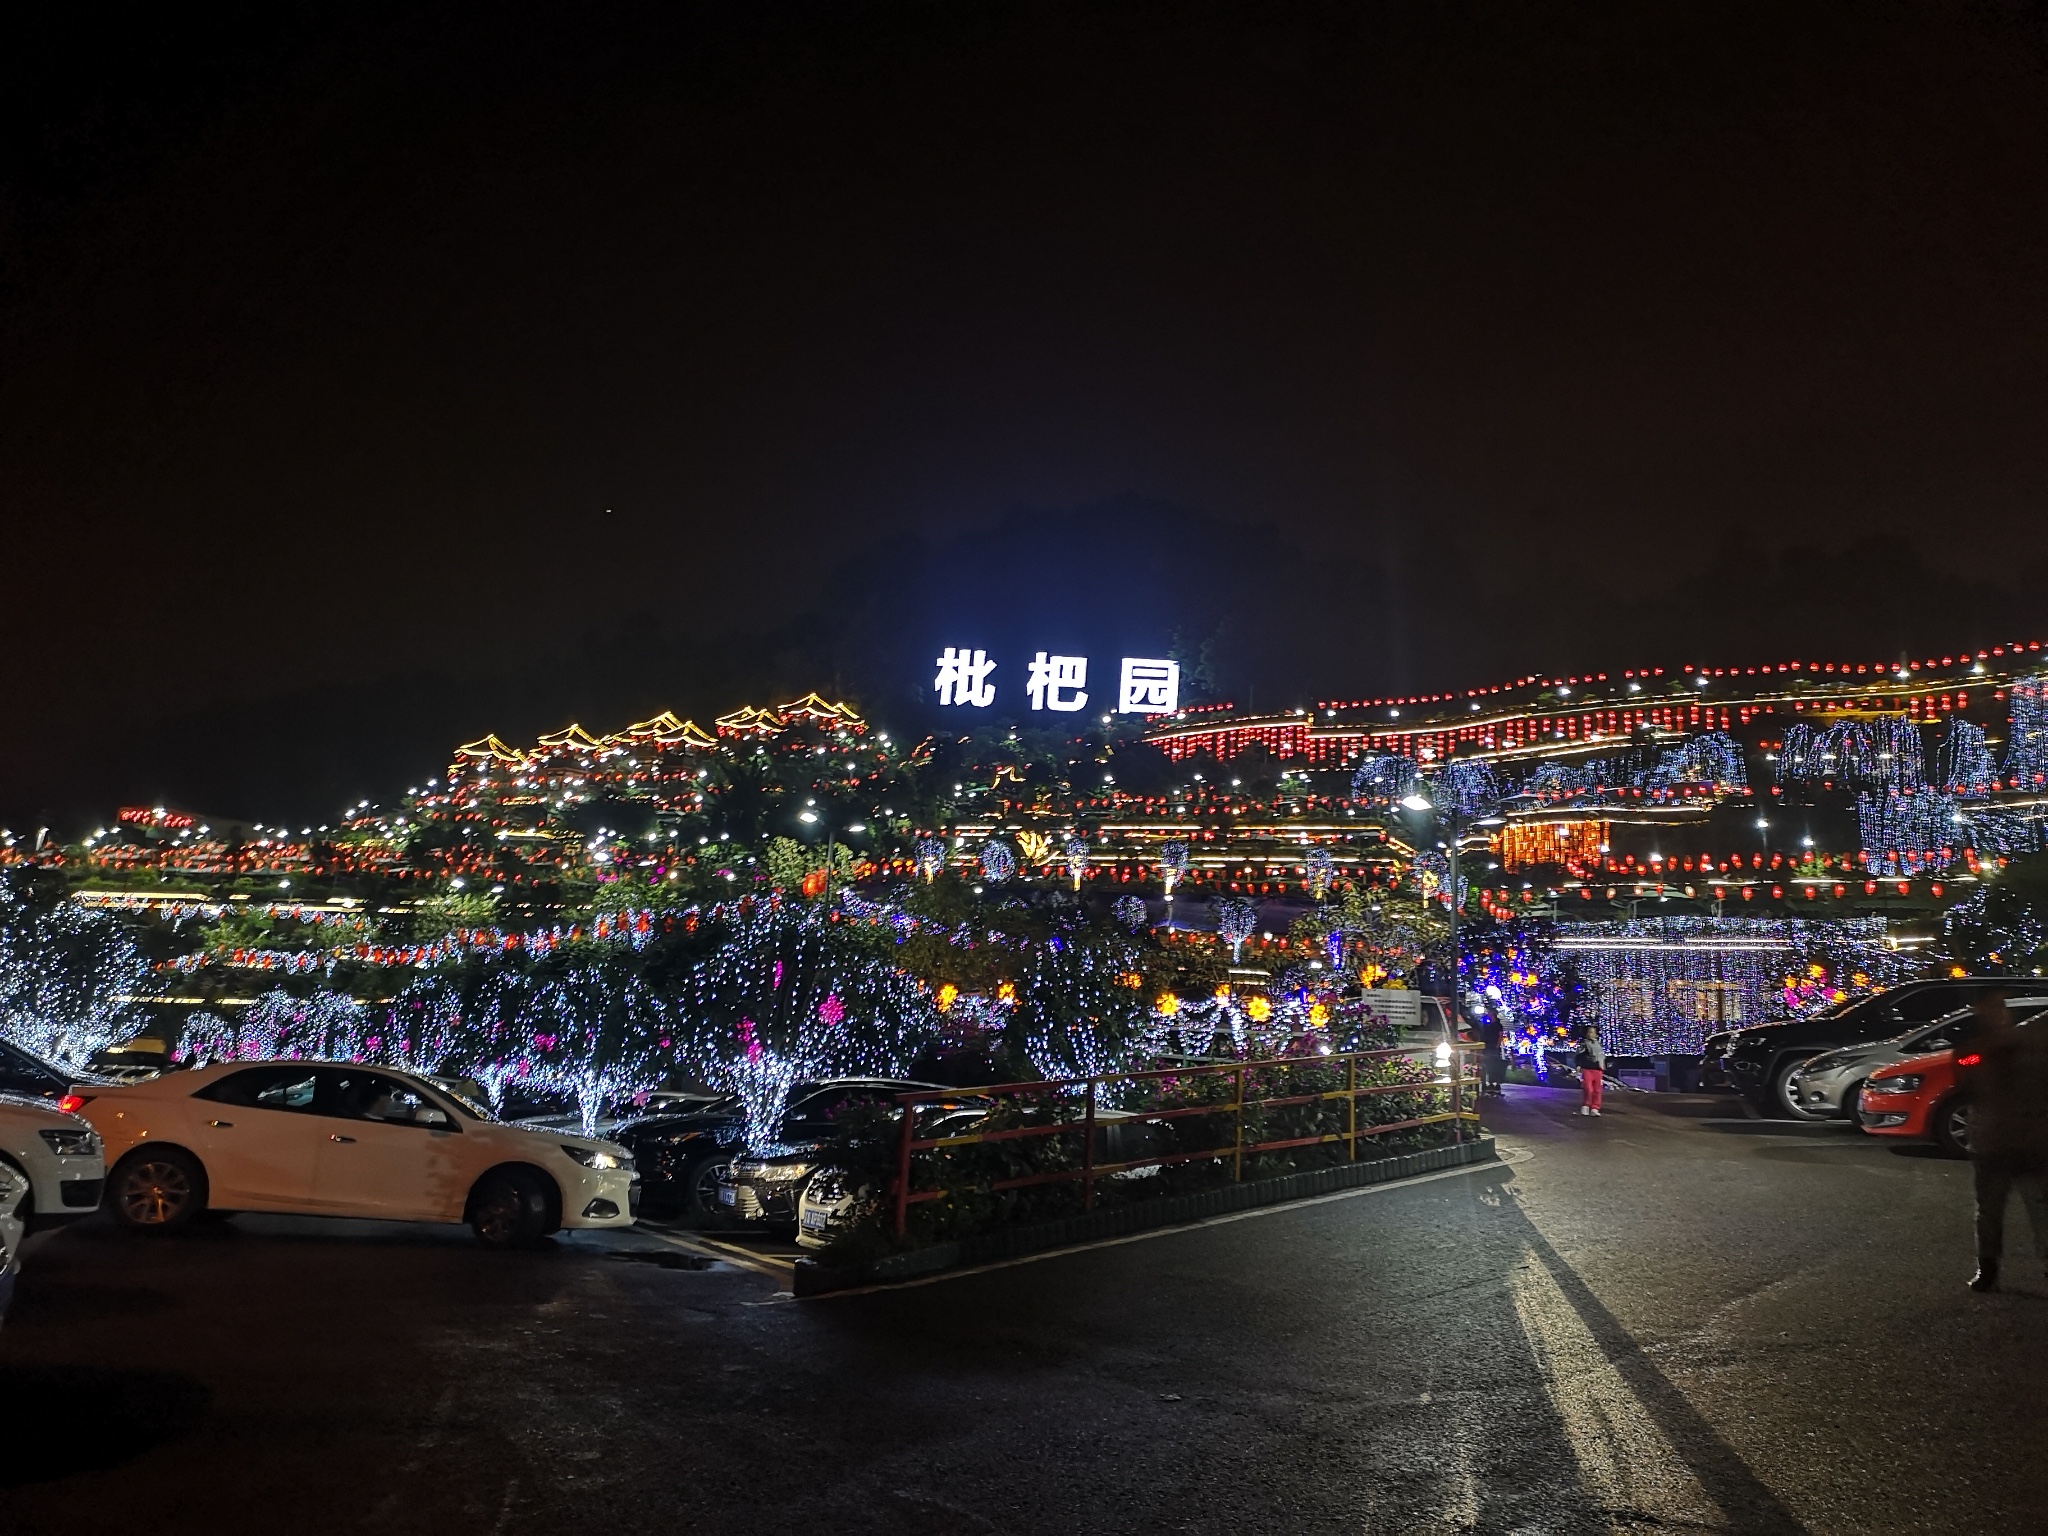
[932, 648, 1178, 714]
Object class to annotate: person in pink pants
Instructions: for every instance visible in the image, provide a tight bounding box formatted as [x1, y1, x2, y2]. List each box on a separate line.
[1576, 1024, 1606, 1116]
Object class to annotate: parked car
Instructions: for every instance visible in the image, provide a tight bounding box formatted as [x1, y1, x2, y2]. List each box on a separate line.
[71, 1060, 639, 1248]
[508, 1088, 726, 1137]
[789, 1102, 1164, 1250]
[1702, 979, 2048, 1118]
[0, 1036, 105, 1103]
[726, 1090, 994, 1231]
[1857, 1000, 2048, 1156]
[0, 1158, 28, 1327]
[610, 1078, 953, 1221]
[1782, 998, 2048, 1121]
[1860, 1051, 1970, 1154]
[0, 1092, 105, 1230]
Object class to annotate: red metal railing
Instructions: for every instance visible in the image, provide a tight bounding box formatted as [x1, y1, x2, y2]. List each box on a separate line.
[892, 1042, 1480, 1238]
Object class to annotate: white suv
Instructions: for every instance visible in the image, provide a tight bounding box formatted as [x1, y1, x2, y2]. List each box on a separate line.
[76, 1060, 638, 1248]
[0, 1091, 105, 1230]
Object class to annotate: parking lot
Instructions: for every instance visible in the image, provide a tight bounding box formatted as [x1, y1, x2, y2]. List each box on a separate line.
[5, 1084, 2047, 1535]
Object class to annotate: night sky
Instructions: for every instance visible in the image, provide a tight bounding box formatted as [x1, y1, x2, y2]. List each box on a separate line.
[5, 2, 2048, 830]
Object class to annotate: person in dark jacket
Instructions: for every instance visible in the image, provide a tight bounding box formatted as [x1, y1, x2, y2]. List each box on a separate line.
[1477, 1012, 1508, 1098]
[1575, 1023, 1606, 1117]
[1961, 991, 2048, 1292]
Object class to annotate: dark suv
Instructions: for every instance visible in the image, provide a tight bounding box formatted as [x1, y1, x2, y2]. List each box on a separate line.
[1703, 979, 2048, 1118]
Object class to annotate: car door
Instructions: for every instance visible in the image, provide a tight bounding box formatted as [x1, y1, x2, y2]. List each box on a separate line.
[309, 1068, 468, 1220]
[187, 1066, 329, 1209]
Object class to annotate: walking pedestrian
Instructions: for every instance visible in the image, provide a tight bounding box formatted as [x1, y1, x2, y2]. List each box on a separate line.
[1575, 1022, 1606, 1117]
[1478, 1011, 1508, 1098]
[1961, 990, 2048, 1292]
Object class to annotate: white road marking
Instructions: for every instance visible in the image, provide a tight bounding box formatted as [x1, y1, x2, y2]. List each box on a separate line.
[1506, 1251, 1728, 1532]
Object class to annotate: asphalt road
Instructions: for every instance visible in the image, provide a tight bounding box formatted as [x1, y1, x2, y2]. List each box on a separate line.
[5, 1085, 2046, 1535]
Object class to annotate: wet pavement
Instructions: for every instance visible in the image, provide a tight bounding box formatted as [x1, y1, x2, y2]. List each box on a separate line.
[4, 1084, 2045, 1534]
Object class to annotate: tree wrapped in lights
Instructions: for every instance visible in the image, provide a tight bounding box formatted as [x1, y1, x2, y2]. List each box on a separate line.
[1427, 759, 1501, 817]
[1019, 927, 1149, 1081]
[1290, 886, 1447, 989]
[1943, 855, 2048, 976]
[1779, 717, 1925, 791]
[679, 898, 937, 1152]
[1645, 732, 1748, 794]
[382, 973, 468, 1075]
[914, 838, 946, 882]
[1158, 841, 1190, 896]
[512, 958, 670, 1137]
[1411, 851, 1466, 913]
[1215, 896, 1260, 963]
[1305, 845, 1334, 901]
[1113, 895, 1149, 932]
[237, 988, 372, 1060]
[2007, 676, 2048, 791]
[1941, 717, 1999, 799]
[1065, 837, 1091, 890]
[172, 1010, 239, 1064]
[1858, 787, 1959, 875]
[1351, 755, 1419, 803]
[0, 874, 150, 1066]
[979, 839, 1017, 884]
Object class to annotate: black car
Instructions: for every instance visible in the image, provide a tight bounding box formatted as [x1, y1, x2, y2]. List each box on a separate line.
[0, 1038, 102, 1103]
[609, 1078, 950, 1221]
[1703, 978, 2048, 1117]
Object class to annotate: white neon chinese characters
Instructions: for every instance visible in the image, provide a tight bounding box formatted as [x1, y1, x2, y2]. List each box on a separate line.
[933, 647, 997, 708]
[1118, 657, 1180, 714]
[1026, 652, 1089, 713]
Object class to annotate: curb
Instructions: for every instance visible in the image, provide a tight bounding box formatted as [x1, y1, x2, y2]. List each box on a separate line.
[793, 1135, 1499, 1296]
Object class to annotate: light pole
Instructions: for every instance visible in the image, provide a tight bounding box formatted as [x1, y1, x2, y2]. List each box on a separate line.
[797, 810, 865, 905]
[1400, 788, 1460, 1033]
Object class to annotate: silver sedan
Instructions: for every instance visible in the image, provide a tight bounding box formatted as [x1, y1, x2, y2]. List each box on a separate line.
[1786, 998, 2048, 1120]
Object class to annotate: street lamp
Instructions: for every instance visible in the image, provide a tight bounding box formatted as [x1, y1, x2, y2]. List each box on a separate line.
[797, 809, 862, 905]
[1399, 787, 1462, 1033]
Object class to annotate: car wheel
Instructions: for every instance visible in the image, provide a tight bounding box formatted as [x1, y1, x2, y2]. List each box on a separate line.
[1772, 1059, 1831, 1122]
[110, 1147, 207, 1234]
[1932, 1097, 1974, 1159]
[681, 1152, 732, 1224]
[469, 1168, 552, 1249]
[1841, 1081, 1868, 1129]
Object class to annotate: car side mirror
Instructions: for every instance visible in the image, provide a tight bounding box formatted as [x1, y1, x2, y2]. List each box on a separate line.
[418, 1108, 450, 1127]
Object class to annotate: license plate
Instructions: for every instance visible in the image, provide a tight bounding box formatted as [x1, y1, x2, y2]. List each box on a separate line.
[800, 1208, 828, 1231]
[718, 1186, 735, 1206]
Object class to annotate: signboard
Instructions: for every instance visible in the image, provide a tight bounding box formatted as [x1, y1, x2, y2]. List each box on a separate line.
[932, 648, 1180, 715]
[1353, 989, 1424, 1036]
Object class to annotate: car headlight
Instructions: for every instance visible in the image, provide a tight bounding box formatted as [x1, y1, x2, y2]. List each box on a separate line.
[1864, 1075, 1921, 1095]
[39, 1127, 100, 1157]
[560, 1145, 633, 1171]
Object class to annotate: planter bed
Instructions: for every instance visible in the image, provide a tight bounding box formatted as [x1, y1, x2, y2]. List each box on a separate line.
[793, 1134, 1498, 1296]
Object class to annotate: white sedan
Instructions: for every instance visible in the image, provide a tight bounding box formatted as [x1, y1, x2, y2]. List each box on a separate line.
[73, 1061, 638, 1248]
[0, 1091, 105, 1228]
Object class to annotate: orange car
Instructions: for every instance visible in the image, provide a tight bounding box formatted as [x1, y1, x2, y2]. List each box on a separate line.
[1860, 999, 2048, 1155]
[1859, 1049, 1969, 1154]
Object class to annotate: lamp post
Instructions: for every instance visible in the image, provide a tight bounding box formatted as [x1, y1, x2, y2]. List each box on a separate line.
[798, 810, 865, 906]
[1400, 788, 1460, 1033]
